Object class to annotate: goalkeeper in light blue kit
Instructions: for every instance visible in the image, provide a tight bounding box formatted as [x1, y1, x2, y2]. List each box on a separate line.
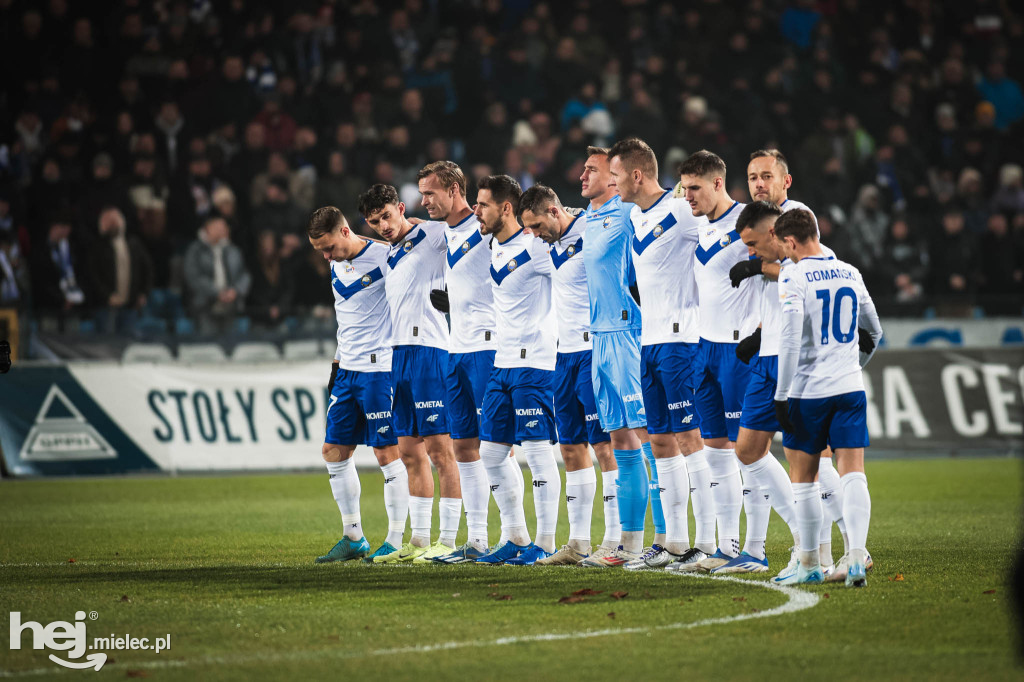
[578, 146, 666, 567]
[772, 209, 882, 587]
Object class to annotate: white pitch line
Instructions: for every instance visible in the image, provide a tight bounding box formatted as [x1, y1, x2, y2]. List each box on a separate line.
[0, 574, 819, 678]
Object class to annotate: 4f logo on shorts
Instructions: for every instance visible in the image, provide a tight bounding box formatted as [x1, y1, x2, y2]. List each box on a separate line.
[377, 425, 390, 434]
[525, 420, 539, 428]
[426, 414, 439, 423]
[533, 480, 547, 488]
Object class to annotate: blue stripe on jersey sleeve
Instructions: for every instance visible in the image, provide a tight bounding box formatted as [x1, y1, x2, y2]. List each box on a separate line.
[631, 213, 678, 255]
[447, 230, 483, 268]
[332, 266, 385, 300]
[695, 229, 741, 265]
[550, 236, 584, 269]
[490, 248, 532, 284]
[387, 229, 428, 269]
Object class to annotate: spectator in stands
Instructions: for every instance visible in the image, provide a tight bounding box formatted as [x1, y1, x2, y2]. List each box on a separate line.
[248, 231, 295, 329]
[928, 208, 977, 299]
[992, 164, 1024, 215]
[846, 184, 890, 277]
[89, 207, 153, 333]
[878, 217, 928, 303]
[183, 216, 251, 334]
[30, 213, 86, 316]
[315, 150, 363, 221]
[0, 229, 27, 309]
[977, 213, 1022, 304]
[977, 61, 1024, 132]
[252, 178, 305, 242]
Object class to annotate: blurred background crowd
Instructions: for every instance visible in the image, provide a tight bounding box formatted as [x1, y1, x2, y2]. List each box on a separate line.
[1, 0, 1022, 343]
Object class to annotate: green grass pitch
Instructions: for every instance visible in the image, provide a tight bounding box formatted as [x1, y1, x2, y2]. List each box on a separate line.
[1, 457, 1020, 680]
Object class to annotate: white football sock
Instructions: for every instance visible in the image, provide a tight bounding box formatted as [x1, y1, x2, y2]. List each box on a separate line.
[745, 452, 799, 544]
[600, 469, 621, 548]
[818, 457, 849, 552]
[684, 449, 716, 553]
[793, 482, 821, 569]
[565, 467, 596, 548]
[455, 460, 490, 549]
[409, 496, 433, 547]
[522, 440, 561, 553]
[439, 497, 461, 547]
[480, 441, 529, 546]
[656, 454, 690, 555]
[705, 447, 741, 557]
[326, 459, 362, 541]
[380, 459, 409, 547]
[840, 472, 871, 553]
[739, 464, 769, 560]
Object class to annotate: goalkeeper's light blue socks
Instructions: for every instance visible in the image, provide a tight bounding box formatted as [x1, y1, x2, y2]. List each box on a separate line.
[613, 448, 648, 539]
[642, 441, 666, 538]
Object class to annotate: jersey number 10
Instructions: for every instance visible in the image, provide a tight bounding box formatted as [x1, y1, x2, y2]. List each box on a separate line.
[815, 287, 858, 345]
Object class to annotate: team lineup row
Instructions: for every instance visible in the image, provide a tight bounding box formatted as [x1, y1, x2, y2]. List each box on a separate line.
[307, 138, 882, 588]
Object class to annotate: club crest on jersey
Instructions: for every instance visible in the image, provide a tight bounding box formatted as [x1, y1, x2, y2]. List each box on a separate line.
[567, 245, 576, 256]
[719, 234, 732, 247]
[653, 224, 664, 238]
[403, 240, 414, 252]
[461, 240, 471, 253]
[507, 258, 518, 271]
[360, 274, 372, 287]
[602, 217, 611, 228]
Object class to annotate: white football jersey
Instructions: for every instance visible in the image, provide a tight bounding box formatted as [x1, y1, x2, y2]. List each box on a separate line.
[385, 221, 449, 349]
[694, 201, 759, 343]
[549, 213, 591, 354]
[490, 227, 557, 370]
[629, 192, 703, 345]
[775, 255, 882, 400]
[444, 213, 497, 353]
[780, 198, 818, 230]
[331, 240, 393, 372]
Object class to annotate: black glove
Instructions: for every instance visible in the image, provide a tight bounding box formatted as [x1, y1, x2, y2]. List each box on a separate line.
[629, 283, 641, 306]
[735, 328, 762, 364]
[429, 288, 450, 314]
[858, 328, 875, 354]
[729, 259, 763, 288]
[774, 400, 796, 433]
[328, 362, 338, 392]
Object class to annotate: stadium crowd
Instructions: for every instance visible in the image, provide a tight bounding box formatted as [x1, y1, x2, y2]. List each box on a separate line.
[1, 0, 1022, 334]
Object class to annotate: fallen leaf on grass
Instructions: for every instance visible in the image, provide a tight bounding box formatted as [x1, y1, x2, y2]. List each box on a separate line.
[823, 593, 830, 599]
[120, 595, 131, 603]
[559, 596, 587, 604]
[68, 558, 76, 563]
[126, 671, 149, 678]
[607, 612, 615, 619]
[983, 589, 996, 594]
[732, 597, 746, 602]
[572, 588, 603, 596]
[451, 593, 461, 598]
[488, 583, 499, 587]
[487, 592, 499, 597]
[610, 591, 629, 600]
[888, 573, 905, 582]
[326, 635, 340, 642]
[494, 595, 513, 601]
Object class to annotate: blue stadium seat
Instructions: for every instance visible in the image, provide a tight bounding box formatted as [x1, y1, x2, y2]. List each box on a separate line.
[175, 317, 196, 336]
